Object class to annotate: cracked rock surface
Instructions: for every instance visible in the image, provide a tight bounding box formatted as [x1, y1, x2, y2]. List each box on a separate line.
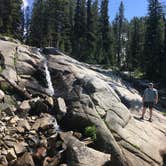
[0, 39, 166, 166]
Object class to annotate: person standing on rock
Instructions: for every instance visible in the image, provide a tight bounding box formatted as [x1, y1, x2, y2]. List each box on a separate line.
[140, 83, 158, 122]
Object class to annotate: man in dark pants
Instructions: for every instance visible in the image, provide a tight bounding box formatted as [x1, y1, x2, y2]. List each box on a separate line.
[140, 83, 158, 122]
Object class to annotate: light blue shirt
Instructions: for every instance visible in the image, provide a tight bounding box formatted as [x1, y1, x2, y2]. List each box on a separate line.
[143, 88, 158, 102]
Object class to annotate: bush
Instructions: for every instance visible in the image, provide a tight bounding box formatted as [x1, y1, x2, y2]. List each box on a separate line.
[133, 69, 144, 79]
[0, 82, 10, 93]
[85, 125, 97, 141]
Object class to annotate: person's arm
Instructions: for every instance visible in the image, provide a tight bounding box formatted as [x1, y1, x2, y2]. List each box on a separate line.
[142, 89, 146, 103]
[155, 91, 158, 104]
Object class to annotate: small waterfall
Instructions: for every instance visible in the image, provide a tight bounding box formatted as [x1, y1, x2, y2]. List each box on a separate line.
[44, 61, 54, 96]
[36, 48, 54, 96]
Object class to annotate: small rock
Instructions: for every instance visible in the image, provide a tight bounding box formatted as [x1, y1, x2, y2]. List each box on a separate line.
[14, 142, 27, 155]
[47, 134, 58, 151]
[73, 132, 82, 139]
[3, 135, 16, 142]
[4, 140, 16, 148]
[6, 148, 17, 161]
[29, 130, 37, 135]
[0, 155, 8, 166]
[32, 113, 57, 131]
[11, 152, 35, 166]
[2, 116, 10, 122]
[45, 96, 54, 107]
[16, 127, 25, 133]
[59, 131, 73, 144]
[10, 116, 19, 124]
[1, 149, 8, 156]
[17, 119, 31, 132]
[27, 135, 39, 147]
[4, 105, 16, 116]
[30, 100, 48, 115]
[19, 100, 31, 112]
[57, 97, 67, 114]
[43, 155, 61, 166]
[0, 90, 5, 102]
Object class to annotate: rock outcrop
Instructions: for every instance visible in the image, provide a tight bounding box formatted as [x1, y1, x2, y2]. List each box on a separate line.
[0, 38, 166, 166]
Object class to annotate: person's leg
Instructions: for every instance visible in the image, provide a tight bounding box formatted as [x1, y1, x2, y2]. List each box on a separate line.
[149, 107, 153, 122]
[141, 107, 146, 119]
[148, 102, 154, 122]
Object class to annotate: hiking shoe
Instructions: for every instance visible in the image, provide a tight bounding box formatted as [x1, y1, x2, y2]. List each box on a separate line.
[140, 117, 144, 120]
[148, 118, 152, 122]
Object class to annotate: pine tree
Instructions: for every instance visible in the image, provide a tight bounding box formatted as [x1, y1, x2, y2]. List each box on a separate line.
[161, 15, 166, 82]
[29, 0, 45, 47]
[128, 17, 142, 70]
[144, 0, 164, 79]
[86, 0, 97, 63]
[73, 0, 87, 60]
[112, 1, 128, 68]
[100, 0, 112, 65]
[0, 0, 23, 40]
[24, 6, 30, 42]
[117, 1, 125, 67]
[91, 0, 100, 62]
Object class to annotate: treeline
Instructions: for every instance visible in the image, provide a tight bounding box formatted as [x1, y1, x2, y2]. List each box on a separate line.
[0, 0, 23, 40]
[0, 0, 166, 83]
[27, 0, 113, 64]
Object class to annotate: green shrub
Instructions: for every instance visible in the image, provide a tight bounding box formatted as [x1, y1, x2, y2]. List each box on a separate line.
[0, 82, 10, 92]
[85, 125, 97, 141]
[132, 69, 144, 79]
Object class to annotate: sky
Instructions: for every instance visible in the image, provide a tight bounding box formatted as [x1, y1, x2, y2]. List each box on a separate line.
[23, 0, 149, 21]
[109, 0, 148, 21]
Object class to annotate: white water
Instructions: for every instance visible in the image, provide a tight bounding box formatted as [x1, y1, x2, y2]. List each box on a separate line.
[36, 48, 54, 96]
[44, 61, 54, 96]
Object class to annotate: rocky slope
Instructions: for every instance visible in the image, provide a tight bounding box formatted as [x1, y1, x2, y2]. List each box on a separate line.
[0, 38, 166, 166]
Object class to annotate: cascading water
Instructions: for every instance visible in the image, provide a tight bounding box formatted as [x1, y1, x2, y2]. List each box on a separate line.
[36, 48, 55, 96]
[43, 60, 54, 96]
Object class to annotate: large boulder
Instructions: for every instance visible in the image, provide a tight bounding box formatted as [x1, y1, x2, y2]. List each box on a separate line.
[48, 54, 166, 166]
[61, 134, 111, 166]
